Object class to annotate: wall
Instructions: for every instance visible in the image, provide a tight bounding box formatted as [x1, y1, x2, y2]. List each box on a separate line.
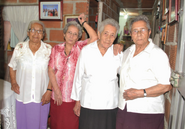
[101, 0, 120, 22]
[0, 0, 90, 46]
[89, 3, 98, 32]
[152, 0, 178, 128]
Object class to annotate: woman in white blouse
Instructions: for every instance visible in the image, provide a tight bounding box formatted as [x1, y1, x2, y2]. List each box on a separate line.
[116, 15, 172, 129]
[71, 18, 122, 129]
[9, 20, 52, 129]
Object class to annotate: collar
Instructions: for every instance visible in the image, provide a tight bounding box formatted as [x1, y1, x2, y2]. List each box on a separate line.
[128, 38, 154, 54]
[25, 40, 46, 50]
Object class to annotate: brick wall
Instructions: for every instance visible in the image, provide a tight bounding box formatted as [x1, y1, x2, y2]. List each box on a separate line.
[101, 0, 120, 22]
[1, 0, 90, 47]
[152, 0, 178, 128]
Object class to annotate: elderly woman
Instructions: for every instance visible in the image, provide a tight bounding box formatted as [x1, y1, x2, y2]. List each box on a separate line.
[48, 13, 98, 129]
[116, 15, 172, 129]
[9, 20, 52, 129]
[71, 18, 122, 129]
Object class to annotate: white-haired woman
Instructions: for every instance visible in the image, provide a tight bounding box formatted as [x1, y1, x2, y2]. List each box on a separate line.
[9, 20, 52, 129]
[71, 18, 123, 129]
[48, 13, 98, 129]
[116, 15, 172, 129]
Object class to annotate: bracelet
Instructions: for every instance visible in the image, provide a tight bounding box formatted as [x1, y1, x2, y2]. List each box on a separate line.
[47, 89, 52, 91]
[81, 21, 86, 26]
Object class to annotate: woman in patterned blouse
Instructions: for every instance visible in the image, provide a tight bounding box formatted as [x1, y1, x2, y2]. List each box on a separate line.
[48, 13, 98, 129]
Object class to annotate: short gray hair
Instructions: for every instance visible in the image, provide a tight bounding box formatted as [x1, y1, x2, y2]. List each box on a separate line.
[63, 21, 82, 39]
[129, 15, 151, 31]
[27, 20, 46, 35]
[98, 18, 120, 37]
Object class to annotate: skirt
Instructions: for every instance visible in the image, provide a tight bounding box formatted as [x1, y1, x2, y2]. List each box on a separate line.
[116, 106, 164, 129]
[16, 100, 50, 129]
[79, 107, 117, 129]
[50, 99, 79, 129]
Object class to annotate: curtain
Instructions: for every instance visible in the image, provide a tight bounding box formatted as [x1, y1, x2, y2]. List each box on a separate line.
[10, 28, 19, 48]
[3, 21, 11, 50]
[2, 6, 38, 47]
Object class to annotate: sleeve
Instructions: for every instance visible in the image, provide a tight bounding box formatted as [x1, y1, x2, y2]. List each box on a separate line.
[77, 39, 88, 50]
[48, 46, 56, 70]
[71, 48, 85, 101]
[118, 51, 124, 75]
[8, 43, 21, 70]
[151, 49, 171, 85]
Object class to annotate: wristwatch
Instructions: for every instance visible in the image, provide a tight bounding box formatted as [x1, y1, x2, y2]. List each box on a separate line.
[143, 89, 147, 97]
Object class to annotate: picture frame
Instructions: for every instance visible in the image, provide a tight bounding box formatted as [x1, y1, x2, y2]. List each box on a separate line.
[64, 15, 79, 25]
[39, 0, 63, 21]
[169, 0, 178, 24]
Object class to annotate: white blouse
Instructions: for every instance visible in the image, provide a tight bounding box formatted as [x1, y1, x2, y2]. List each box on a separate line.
[71, 41, 123, 110]
[8, 40, 52, 104]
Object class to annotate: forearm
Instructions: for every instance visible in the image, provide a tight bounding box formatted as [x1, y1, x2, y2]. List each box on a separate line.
[144, 84, 172, 97]
[83, 22, 98, 44]
[48, 66, 59, 91]
[47, 80, 52, 89]
[9, 67, 17, 84]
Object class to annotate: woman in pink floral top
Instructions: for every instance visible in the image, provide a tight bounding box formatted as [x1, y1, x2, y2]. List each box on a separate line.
[48, 13, 98, 129]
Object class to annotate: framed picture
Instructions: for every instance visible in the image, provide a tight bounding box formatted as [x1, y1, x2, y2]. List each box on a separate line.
[169, 0, 178, 24]
[39, 0, 63, 21]
[64, 15, 79, 25]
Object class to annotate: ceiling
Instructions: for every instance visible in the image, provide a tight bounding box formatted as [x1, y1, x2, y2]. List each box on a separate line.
[90, 0, 156, 16]
[120, 0, 156, 16]
[120, 0, 156, 8]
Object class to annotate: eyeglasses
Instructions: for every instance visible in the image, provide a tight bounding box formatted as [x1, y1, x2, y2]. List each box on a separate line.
[29, 29, 44, 34]
[131, 28, 148, 35]
[67, 31, 78, 37]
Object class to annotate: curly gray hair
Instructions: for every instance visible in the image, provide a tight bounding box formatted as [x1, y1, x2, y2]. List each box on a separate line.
[98, 18, 120, 37]
[27, 20, 46, 35]
[129, 15, 151, 31]
[63, 21, 82, 39]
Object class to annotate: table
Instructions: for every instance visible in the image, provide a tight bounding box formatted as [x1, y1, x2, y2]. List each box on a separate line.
[0, 79, 17, 129]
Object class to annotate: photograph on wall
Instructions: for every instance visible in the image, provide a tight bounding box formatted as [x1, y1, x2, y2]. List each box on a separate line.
[39, 1, 63, 20]
[64, 15, 80, 25]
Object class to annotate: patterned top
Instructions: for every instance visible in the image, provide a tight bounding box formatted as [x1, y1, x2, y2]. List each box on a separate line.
[49, 39, 88, 102]
[8, 40, 52, 103]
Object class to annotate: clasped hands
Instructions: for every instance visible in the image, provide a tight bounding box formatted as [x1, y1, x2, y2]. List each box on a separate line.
[123, 88, 142, 100]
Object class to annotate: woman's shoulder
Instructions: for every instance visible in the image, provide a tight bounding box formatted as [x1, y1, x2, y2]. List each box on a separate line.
[43, 42, 52, 50]
[14, 41, 27, 50]
[81, 40, 96, 50]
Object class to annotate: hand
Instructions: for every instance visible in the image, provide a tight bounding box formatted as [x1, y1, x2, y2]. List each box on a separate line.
[53, 88, 63, 106]
[123, 88, 142, 100]
[113, 43, 124, 55]
[11, 83, 20, 94]
[73, 101, 81, 117]
[78, 13, 86, 25]
[41, 90, 52, 106]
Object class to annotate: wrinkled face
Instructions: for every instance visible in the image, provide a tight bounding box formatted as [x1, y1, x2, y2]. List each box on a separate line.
[27, 23, 44, 44]
[131, 21, 151, 46]
[64, 25, 79, 45]
[98, 24, 117, 49]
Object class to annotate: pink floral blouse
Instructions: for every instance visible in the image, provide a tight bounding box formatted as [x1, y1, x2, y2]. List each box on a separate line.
[49, 39, 88, 102]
